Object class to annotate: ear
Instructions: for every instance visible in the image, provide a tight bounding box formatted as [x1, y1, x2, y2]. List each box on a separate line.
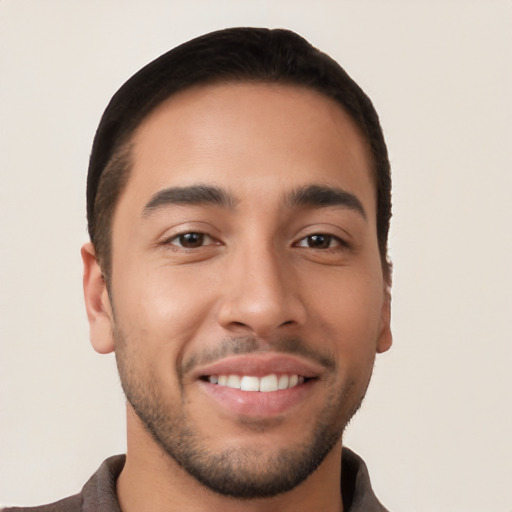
[81, 242, 115, 354]
[376, 285, 392, 354]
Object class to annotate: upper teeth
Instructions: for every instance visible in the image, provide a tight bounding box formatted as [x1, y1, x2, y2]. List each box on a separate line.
[209, 374, 303, 392]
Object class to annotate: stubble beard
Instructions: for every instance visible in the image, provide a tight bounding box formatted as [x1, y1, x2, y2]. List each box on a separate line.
[114, 326, 373, 499]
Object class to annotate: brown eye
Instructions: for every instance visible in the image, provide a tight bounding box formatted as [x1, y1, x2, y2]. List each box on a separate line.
[295, 233, 348, 250]
[307, 234, 331, 248]
[298, 234, 337, 249]
[174, 232, 206, 248]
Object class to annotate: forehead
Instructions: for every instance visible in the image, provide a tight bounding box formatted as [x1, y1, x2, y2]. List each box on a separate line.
[123, 82, 375, 214]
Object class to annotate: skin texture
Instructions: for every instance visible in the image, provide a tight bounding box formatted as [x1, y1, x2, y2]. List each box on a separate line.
[82, 82, 392, 512]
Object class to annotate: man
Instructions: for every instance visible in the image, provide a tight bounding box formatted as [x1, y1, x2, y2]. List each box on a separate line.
[6, 27, 392, 511]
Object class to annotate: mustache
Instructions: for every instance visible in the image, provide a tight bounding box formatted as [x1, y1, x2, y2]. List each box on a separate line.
[180, 336, 337, 377]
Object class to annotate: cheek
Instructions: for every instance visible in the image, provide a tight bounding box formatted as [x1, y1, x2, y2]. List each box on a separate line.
[301, 266, 384, 355]
[112, 262, 221, 350]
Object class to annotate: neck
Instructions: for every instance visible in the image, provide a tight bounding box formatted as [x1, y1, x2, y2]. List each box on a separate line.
[117, 407, 344, 512]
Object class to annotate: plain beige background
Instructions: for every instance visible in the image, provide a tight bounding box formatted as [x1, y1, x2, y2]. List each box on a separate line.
[1, 1, 511, 510]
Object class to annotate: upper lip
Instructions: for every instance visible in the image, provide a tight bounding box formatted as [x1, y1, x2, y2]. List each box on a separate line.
[191, 353, 325, 380]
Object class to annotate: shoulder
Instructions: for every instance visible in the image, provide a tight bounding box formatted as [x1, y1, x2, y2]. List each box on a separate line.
[342, 447, 390, 512]
[1, 493, 82, 512]
[2, 455, 125, 512]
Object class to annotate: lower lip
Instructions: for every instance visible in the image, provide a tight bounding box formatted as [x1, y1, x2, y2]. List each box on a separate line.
[198, 379, 315, 417]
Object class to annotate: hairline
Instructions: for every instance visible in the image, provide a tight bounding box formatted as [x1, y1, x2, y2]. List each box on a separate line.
[94, 76, 391, 287]
[94, 78, 390, 286]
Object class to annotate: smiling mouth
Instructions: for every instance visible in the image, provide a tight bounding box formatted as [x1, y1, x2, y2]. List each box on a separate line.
[203, 374, 309, 392]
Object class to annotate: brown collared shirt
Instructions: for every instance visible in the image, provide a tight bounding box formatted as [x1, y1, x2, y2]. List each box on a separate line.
[3, 448, 389, 511]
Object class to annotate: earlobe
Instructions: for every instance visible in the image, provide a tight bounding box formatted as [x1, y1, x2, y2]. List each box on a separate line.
[377, 286, 392, 354]
[81, 242, 115, 354]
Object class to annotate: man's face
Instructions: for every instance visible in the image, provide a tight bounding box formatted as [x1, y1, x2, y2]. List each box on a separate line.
[86, 82, 391, 498]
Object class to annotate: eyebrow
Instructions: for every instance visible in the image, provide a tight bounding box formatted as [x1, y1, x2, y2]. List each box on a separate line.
[142, 185, 236, 216]
[142, 183, 366, 220]
[287, 184, 367, 220]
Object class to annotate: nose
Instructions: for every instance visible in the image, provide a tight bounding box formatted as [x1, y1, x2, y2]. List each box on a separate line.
[216, 244, 307, 338]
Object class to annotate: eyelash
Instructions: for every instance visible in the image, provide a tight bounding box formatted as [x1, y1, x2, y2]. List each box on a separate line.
[162, 232, 348, 251]
[294, 234, 348, 250]
[163, 232, 217, 249]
